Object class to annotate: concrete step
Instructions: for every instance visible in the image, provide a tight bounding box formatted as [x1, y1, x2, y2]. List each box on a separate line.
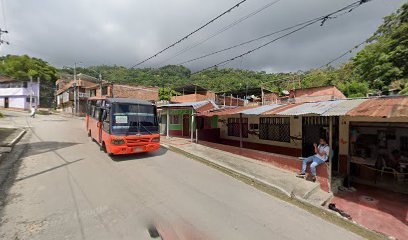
[305, 188, 333, 206]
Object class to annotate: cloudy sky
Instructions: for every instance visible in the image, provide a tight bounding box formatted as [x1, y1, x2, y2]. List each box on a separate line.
[0, 0, 405, 73]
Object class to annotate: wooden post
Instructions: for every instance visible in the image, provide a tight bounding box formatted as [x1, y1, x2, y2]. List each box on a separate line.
[239, 113, 243, 149]
[195, 128, 198, 143]
[230, 94, 233, 106]
[328, 116, 333, 192]
[166, 109, 170, 139]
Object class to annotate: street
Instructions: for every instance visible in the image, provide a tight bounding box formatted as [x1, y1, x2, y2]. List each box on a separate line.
[0, 111, 361, 240]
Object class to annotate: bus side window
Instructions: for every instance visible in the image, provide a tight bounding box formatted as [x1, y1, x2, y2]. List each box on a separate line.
[102, 110, 110, 133]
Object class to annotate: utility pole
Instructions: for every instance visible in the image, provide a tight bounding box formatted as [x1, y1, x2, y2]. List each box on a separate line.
[73, 63, 77, 115]
[29, 76, 33, 108]
[99, 73, 103, 96]
[37, 77, 40, 107]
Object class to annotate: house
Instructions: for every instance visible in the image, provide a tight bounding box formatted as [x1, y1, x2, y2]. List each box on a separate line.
[55, 74, 159, 115]
[0, 76, 40, 110]
[158, 101, 218, 138]
[286, 85, 346, 103]
[170, 84, 216, 103]
[217, 87, 279, 106]
[198, 95, 408, 194]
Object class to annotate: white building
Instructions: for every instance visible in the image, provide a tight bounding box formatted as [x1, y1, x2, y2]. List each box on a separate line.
[0, 76, 40, 110]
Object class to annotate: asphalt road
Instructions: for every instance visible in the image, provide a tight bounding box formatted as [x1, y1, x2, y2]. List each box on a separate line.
[0, 111, 362, 240]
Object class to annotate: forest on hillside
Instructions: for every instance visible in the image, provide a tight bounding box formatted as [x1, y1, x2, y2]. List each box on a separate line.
[1, 3, 407, 103]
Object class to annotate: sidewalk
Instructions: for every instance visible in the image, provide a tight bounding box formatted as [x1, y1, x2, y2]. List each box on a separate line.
[162, 137, 333, 207]
[0, 113, 27, 158]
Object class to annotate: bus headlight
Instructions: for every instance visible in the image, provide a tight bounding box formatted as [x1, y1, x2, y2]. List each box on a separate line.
[111, 138, 125, 145]
[151, 138, 160, 142]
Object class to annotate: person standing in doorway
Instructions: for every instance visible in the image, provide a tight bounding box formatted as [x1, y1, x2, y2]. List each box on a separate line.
[297, 137, 330, 182]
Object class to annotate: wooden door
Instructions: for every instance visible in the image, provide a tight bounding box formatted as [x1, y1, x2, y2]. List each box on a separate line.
[182, 114, 190, 136]
[4, 97, 9, 108]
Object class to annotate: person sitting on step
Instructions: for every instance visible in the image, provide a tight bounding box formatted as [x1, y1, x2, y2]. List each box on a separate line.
[297, 137, 330, 182]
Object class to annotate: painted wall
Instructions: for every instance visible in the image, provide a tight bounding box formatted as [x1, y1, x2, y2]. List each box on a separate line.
[218, 114, 303, 150]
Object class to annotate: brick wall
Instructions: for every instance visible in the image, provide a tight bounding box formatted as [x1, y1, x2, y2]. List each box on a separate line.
[112, 85, 159, 101]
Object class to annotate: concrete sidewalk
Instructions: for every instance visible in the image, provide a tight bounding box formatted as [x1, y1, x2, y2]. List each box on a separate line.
[162, 138, 333, 207]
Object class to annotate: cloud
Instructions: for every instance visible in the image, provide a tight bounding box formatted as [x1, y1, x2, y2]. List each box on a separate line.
[0, 0, 405, 73]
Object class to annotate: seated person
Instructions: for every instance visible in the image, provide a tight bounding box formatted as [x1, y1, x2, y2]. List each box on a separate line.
[297, 137, 330, 182]
[387, 149, 401, 170]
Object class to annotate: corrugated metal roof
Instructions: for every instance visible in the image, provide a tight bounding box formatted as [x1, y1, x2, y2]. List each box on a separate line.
[322, 98, 368, 116]
[277, 100, 345, 116]
[198, 105, 255, 117]
[159, 101, 217, 110]
[239, 104, 284, 115]
[347, 96, 408, 118]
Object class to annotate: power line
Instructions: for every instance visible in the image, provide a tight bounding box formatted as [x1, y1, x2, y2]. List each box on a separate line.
[155, 0, 282, 67]
[318, 39, 367, 68]
[192, 0, 373, 74]
[178, 17, 321, 66]
[131, 0, 250, 68]
[260, 38, 370, 87]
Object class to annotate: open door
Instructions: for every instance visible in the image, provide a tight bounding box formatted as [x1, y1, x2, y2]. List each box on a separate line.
[4, 97, 9, 108]
[182, 114, 190, 137]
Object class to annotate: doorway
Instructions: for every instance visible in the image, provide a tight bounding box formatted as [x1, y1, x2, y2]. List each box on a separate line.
[302, 116, 339, 171]
[4, 97, 9, 108]
[182, 114, 190, 136]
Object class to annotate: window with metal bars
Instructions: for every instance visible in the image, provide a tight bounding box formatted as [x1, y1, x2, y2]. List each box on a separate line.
[227, 118, 248, 138]
[259, 117, 290, 142]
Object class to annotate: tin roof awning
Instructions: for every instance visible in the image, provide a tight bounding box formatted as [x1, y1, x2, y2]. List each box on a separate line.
[239, 104, 284, 115]
[346, 96, 408, 118]
[159, 101, 217, 110]
[277, 100, 345, 116]
[322, 98, 368, 116]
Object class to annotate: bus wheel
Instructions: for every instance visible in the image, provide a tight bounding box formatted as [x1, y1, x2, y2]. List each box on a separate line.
[100, 142, 107, 152]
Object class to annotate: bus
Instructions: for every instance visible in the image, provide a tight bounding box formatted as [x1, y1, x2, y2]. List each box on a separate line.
[86, 98, 160, 155]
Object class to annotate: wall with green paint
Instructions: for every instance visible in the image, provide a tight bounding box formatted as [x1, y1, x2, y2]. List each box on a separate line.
[168, 109, 193, 131]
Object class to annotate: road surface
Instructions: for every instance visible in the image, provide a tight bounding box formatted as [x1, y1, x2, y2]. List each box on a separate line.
[0, 111, 361, 240]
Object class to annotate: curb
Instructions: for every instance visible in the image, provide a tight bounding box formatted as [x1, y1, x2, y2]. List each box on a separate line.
[162, 143, 388, 240]
[5, 129, 27, 147]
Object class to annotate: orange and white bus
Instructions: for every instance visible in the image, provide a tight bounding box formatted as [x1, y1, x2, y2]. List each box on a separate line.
[86, 98, 160, 155]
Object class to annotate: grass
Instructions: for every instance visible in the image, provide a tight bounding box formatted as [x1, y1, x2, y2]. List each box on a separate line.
[0, 112, 3, 118]
[164, 144, 388, 240]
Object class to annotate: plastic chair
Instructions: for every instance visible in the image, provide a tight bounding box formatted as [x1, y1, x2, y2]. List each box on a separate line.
[380, 157, 399, 181]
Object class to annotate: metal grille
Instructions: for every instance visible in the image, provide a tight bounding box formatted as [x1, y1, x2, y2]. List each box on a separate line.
[259, 117, 290, 142]
[227, 118, 248, 138]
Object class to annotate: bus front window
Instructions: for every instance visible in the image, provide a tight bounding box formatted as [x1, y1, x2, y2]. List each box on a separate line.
[111, 103, 159, 135]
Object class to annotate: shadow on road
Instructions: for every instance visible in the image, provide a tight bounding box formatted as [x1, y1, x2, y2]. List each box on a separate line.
[0, 138, 83, 223]
[110, 147, 168, 162]
[22, 141, 82, 158]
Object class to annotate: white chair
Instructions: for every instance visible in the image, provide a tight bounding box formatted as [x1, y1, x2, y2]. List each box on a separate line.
[380, 157, 399, 181]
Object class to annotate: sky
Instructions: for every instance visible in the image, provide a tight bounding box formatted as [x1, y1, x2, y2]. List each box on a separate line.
[0, 0, 405, 73]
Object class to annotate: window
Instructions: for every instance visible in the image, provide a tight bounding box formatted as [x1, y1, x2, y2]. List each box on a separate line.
[170, 114, 181, 124]
[227, 118, 248, 138]
[401, 136, 408, 152]
[26, 97, 35, 103]
[102, 109, 110, 133]
[259, 117, 290, 142]
[249, 123, 259, 130]
[102, 86, 108, 96]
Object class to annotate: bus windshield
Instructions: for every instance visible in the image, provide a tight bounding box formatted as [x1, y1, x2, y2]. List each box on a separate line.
[111, 103, 159, 135]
